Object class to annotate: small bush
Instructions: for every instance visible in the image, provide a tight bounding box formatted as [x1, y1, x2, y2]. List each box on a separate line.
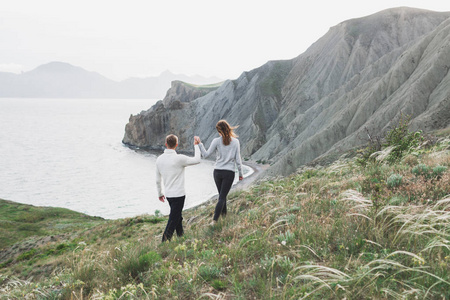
[277, 230, 296, 245]
[198, 265, 222, 282]
[412, 164, 430, 177]
[302, 169, 319, 179]
[386, 174, 403, 188]
[384, 114, 424, 163]
[56, 243, 67, 250]
[356, 115, 423, 167]
[278, 213, 297, 225]
[432, 165, 447, 179]
[211, 279, 226, 290]
[138, 251, 161, 269]
[113, 245, 154, 280]
[16, 249, 37, 261]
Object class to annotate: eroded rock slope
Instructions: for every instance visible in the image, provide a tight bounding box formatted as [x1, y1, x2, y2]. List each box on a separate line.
[123, 7, 450, 176]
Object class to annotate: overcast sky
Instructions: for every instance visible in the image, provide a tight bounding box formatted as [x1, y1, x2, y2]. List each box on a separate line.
[1, 0, 449, 81]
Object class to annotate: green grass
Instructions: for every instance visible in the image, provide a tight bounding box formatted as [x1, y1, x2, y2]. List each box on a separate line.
[0, 199, 104, 249]
[1, 136, 449, 299]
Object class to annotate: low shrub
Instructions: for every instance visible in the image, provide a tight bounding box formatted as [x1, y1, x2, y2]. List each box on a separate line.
[412, 164, 430, 177]
[138, 250, 161, 269]
[16, 249, 37, 261]
[112, 244, 154, 281]
[277, 230, 296, 245]
[211, 279, 226, 290]
[387, 173, 403, 188]
[432, 165, 447, 179]
[198, 265, 222, 282]
[357, 114, 424, 166]
[384, 114, 424, 163]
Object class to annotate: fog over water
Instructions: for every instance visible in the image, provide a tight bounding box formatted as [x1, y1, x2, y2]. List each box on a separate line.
[0, 98, 247, 219]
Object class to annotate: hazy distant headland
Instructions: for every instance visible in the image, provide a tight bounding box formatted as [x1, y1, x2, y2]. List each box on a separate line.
[0, 62, 222, 99]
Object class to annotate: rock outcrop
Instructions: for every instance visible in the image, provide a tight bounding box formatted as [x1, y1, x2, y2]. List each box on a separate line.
[122, 81, 222, 148]
[123, 7, 450, 176]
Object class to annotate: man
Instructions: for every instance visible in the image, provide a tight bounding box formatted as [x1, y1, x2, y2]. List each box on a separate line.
[156, 134, 200, 242]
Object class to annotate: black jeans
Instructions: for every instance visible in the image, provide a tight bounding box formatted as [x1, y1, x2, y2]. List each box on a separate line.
[162, 195, 185, 242]
[213, 169, 235, 221]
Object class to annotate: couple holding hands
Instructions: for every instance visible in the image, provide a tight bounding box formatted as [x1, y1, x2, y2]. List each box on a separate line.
[156, 120, 243, 242]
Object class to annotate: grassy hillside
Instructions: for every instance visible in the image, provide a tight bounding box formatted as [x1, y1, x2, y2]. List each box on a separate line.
[0, 200, 104, 249]
[183, 81, 224, 89]
[1, 133, 449, 299]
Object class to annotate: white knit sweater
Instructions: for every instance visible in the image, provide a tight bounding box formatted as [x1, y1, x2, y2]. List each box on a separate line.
[155, 145, 200, 198]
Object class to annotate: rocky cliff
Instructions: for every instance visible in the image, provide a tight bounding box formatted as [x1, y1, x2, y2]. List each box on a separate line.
[122, 81, 222, 148]
[123, 7, 450, 176]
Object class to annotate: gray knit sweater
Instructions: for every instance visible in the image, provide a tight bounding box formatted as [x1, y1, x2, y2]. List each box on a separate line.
[199, 137, 243, 177]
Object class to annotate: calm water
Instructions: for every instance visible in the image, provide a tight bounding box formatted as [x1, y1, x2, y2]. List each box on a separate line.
[0, 98, 244, 219]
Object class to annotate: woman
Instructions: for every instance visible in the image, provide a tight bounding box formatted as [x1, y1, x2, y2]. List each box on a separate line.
[195, 120, 243, 223]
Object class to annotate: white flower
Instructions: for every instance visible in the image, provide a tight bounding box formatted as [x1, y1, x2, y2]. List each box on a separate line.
[281, 241, 287, 246]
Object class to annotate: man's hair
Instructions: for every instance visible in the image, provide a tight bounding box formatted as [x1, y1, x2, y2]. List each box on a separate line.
[165, 134, 178, 148]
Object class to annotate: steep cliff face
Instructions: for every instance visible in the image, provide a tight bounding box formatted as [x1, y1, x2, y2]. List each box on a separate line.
[260, 8, 450, 175]
[122, 81, 221, 148]
[123, 7, 450, 176]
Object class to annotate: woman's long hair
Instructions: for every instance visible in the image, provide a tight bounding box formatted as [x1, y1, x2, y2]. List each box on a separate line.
[216, 120, 238, 146]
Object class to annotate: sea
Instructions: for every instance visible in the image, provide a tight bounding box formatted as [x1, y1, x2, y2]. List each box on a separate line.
[0, 98, 249, 219]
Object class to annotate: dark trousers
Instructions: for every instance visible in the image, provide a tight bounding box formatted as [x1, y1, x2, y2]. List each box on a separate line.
[213, 169, 235, 221]
[162, 195, 185, 242]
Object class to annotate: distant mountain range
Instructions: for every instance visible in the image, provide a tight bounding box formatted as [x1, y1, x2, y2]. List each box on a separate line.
[0, 62, 222, 99]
